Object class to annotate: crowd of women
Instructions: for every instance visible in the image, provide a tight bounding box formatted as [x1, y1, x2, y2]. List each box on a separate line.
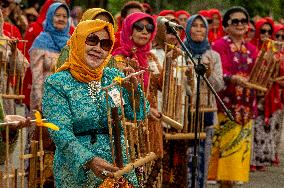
[1, 0, 284, 188]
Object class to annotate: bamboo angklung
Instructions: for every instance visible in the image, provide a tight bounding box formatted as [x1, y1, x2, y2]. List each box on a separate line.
[161, 45, 209, 140]
[101, 70, 157, 181]
[0, 38, 28, 101]
[247, 39, 284, 92]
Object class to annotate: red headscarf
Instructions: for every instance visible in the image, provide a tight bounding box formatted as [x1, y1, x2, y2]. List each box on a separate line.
[273, 24, 284, 39]
[198, 10, 211, 19]
[251, 17, 274, 50]
[175, 10, 190, 18]
[175, 10, 190, 40]
[112, 12, 157, 88]
[158, 10, 176, 17]
[208, 8, 224, 43]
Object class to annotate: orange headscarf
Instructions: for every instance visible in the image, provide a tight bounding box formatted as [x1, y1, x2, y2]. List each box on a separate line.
[57, 20, 115, 83]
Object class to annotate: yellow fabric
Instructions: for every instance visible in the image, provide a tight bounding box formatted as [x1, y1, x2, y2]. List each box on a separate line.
[57, 20, 115, 83]
[208, 113, 252, 182]
[34, 110, 59, 131]
[80, 8, 116, 30]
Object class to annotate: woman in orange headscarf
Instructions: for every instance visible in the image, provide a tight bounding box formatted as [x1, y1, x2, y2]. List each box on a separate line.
[43, 19, 149, 187]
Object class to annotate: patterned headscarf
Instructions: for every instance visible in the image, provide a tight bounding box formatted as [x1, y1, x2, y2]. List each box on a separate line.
[57, 20, 115, 83]
[184, 14, 210, 57]
[30, 3, 70, 53]
[81, 8, 114, 24]
[112, 12, 156, 88]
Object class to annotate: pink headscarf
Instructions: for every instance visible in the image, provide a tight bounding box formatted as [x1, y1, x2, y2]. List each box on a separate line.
[112, 12, 156, 88]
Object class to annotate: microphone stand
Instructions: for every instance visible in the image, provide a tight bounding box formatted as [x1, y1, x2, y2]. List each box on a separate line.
[165, 23, 234, 188]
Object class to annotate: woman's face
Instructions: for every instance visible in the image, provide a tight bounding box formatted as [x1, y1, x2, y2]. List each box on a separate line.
[212, 13, 220, 29]
[275, 29, 284, 42]
[178, 14, 188, 28]
[246, 22, 256, 41]
[53, 7, 68, 30]
[226, 12, 248, 37]
[84, 29, 112, 69]
[131, 18, 154, 47]
[190, 17, 206, 42]
[260, 23, 272, 42]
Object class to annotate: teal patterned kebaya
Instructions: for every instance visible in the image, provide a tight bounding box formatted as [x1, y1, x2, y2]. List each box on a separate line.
[42, 67, 149, 187]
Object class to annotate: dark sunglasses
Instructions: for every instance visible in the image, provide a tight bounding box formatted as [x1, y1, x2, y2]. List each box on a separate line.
[207, 19, 213, 24]
[229, 18, 248, 26]
[275, 34, 284, 40]
[133, 22, 155, 33]
[85, 34, 113, 51]
[260, 29, 273, 35]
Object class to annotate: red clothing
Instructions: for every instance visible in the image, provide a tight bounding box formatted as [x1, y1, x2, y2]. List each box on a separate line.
[3, 22, 24, 52]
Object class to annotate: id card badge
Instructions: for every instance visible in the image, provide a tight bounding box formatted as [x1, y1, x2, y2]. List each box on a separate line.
[108, 88, 125, 107]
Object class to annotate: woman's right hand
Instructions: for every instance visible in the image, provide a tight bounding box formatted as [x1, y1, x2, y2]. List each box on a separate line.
[87, 157, 119, 179]
[231, 75, 248, 87]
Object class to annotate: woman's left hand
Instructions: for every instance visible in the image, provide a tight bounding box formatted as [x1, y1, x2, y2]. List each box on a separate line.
[122, 67, 138, 93]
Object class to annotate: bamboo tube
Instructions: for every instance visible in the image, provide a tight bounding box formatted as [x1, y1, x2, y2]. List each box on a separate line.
[28, 141, 38, 188]
[111, 107, 124, 168]
[39, 127, 44, 188]
[113, 152, 157, 179]
[245, 82, 268, 92]
[273, 75, 284, 81]
[19, 128, 25, 188]
[162, 56, 171, 114]
[119, 86, 130, 162]
[127, 123, 136, 162]
[0, 94, 25, 99]
[102, 70, 145, 90]
[5, 125, 10, 188]
[175, 85, 182, 122]
[190, 107, 218, 113]
[160, 114, 183, 130]
[13, 168, 17, 188]
[164, 132, 206, 140]
[0, 171, 3, 187]
[183, 95, 189, 133]
[105, 90, 115, 164]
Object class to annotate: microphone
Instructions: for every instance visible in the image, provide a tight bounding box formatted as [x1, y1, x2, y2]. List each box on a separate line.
[156, 16, 184, 30]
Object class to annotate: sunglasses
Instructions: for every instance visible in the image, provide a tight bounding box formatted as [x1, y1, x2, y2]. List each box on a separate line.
[275, 34, 284, 40]
[207, 19, 213, 24]
[85, 34, 113, 51]
[133, 22, 155, 33]
[260, 29, 273, 35]
[229, 18, 248, 26]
